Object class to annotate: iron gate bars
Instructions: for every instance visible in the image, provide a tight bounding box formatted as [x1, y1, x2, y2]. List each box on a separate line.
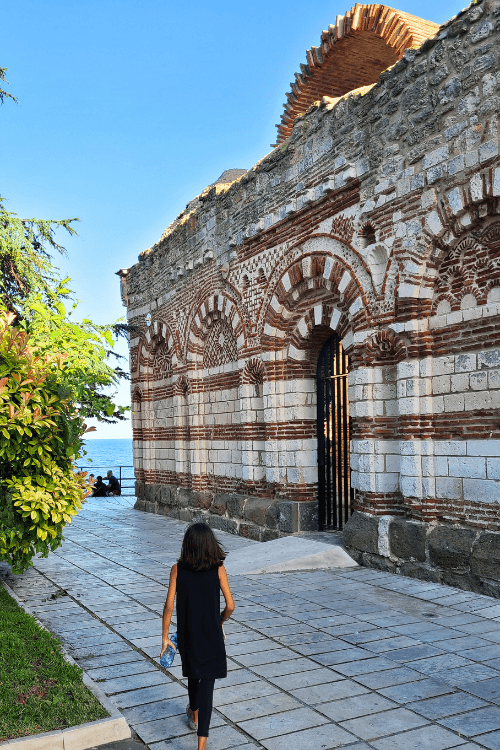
[316, 334, 351, 530]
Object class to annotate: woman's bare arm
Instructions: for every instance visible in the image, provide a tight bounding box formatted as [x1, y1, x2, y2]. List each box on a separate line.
[218, 565, 235, 622]
[161, 564, 177, 656]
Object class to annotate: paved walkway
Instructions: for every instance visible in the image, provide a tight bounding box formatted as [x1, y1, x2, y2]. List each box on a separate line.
[5, 499, 500, 749]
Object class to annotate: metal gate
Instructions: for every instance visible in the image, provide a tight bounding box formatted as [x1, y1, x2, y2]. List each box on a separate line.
[316, 334, 352, 530]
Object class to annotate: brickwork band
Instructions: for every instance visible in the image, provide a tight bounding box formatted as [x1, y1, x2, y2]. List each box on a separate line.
[121, 1, 500, 590]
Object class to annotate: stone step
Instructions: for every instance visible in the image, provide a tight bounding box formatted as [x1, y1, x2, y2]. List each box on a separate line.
[224, 535, 358, 575]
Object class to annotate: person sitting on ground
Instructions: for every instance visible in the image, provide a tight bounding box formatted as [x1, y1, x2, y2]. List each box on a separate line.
[91, 476, 107, 497]
[88, 473, 95, 488]
[106, 470, 121, 496]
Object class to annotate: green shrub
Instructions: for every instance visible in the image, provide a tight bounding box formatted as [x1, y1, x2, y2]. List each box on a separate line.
[0, 313, 88, 573]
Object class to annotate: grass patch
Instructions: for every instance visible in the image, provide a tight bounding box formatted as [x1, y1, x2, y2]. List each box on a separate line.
[0, 585, 109, 741]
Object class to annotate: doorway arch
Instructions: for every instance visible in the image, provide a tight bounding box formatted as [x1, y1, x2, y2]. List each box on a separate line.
[316, 334, 352, 529]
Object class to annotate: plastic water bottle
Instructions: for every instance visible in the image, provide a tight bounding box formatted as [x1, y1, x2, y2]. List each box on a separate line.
[160, 632, 178, 668]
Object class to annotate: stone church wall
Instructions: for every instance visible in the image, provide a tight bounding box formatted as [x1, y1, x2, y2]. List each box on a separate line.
[121, 0, 500, 585]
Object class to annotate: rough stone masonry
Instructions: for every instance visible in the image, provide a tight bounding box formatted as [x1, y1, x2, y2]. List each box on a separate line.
[119, 1, 500, 593]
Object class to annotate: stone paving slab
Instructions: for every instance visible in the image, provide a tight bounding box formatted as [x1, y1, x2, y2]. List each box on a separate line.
[8, 497, 500, 749]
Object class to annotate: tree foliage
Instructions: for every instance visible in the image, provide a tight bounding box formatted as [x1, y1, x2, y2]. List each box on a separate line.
[0, 200, 129, 423]
[0, 68, 17, 106]
[0, 314, 89, 573]
[0, 64, 131, 573]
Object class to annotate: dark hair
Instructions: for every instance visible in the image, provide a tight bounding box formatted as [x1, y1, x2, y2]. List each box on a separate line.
[178, 523, 226, 571]
[96, 476, 103, 482]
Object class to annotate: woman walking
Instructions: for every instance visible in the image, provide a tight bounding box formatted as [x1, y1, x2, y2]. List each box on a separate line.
[161, 523, 235, 750]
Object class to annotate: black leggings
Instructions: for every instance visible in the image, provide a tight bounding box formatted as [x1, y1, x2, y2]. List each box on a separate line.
[188, 678, 215, 738]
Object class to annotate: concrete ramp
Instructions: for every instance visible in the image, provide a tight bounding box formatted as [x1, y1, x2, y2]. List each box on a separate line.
[225, 536, 358, 576]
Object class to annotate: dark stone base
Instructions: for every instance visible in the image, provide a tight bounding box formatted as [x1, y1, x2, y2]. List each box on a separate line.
[344, 511, 500, 599]
[134, 481, 318, 541]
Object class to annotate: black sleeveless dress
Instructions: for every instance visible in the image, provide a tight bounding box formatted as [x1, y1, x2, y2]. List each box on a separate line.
[176, 565, 227, 680]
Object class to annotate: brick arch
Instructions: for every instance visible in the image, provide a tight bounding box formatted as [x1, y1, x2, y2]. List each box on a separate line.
[186, 292, 247, 368]
[131, 386, 143, 403]
[242, 358, 265, 384]
[430, 219, 500, 309]
[275, 3, 438, 144]
[259, 236, 376, 337]
[412, 173, 500, 302]
[363, 329, 407, 366]
[260, 246, 368, 350]
[285, 302, 351, 363]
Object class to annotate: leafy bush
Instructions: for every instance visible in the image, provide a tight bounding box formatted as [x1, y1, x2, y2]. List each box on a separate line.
[0, 313, 89, 573]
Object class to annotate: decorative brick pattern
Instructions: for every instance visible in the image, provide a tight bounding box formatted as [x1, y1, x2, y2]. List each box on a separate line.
[275, 4, 439, 145]
[121, 0, 500, 557]
[203, 319, 238, 369]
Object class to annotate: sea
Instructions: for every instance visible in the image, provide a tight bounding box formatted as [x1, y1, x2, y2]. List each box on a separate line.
[78, 439, 135, 494]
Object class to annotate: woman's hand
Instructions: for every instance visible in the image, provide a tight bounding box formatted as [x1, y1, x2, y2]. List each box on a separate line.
[160, 636, 176, 657]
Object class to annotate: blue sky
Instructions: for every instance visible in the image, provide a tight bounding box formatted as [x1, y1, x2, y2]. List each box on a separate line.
[2, 0, 461, 438]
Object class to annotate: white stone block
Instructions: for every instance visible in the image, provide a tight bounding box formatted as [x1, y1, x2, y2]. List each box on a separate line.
[426, 210, 444, 236]
[434, 440, 466, 456]
[338, 270, 352, 293]
[385, 399, 399, 417]
[448, 456, 486, 479]
[399, 440, 419, 456]
[288, 344, 307, 361]
[358, 454, 385, 473]
[422, 477, 435, 497]
[330, 307, 342, 330]
[429, 314, 446, 329]
[400, 475, 422, 498]
[373, 383, 396, 400]
[455, 353, 476, 372]
[470, 371, 488, 390]
[467, 440, 500, 456]
[343, 331, 353, 350]
[446, 187, 464, 215]
[444, 393, 465, 412]
[446, 311, 463, 326]
[470, 173, 484, 203]
[351, 439, 373, 455]
[436, 476, 463, 500]
[451, 373, 469, 392]
[433, 356, 455, 376]
[386, 454, 400, 473]
[423, 145, 449, 169]
[349, 297, 363, 315]
[400, 455, 420, 477]
[465, 390, 500, 411]
[434, 456, 449, 477]
[398, 360, 420, 379]
[350, 471, 361, 490]
[463, 478, 500, 504]
[323, 256, 334, 279]
[405, 378, 421, 397]
[353, 400, 375, 418]
[378, 516, 392, 557]
[494, 167, 500, 197]
[478, 349, 500, 369]
[375, 473, 399, 492]
[399, 397, 420, 415]
[487, 458, 500, 480]
[421, 456, 434, 477]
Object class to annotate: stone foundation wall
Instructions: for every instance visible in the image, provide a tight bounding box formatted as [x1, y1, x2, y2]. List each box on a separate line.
[134, 481, 318, 540]
[345, 510, 500, 597]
